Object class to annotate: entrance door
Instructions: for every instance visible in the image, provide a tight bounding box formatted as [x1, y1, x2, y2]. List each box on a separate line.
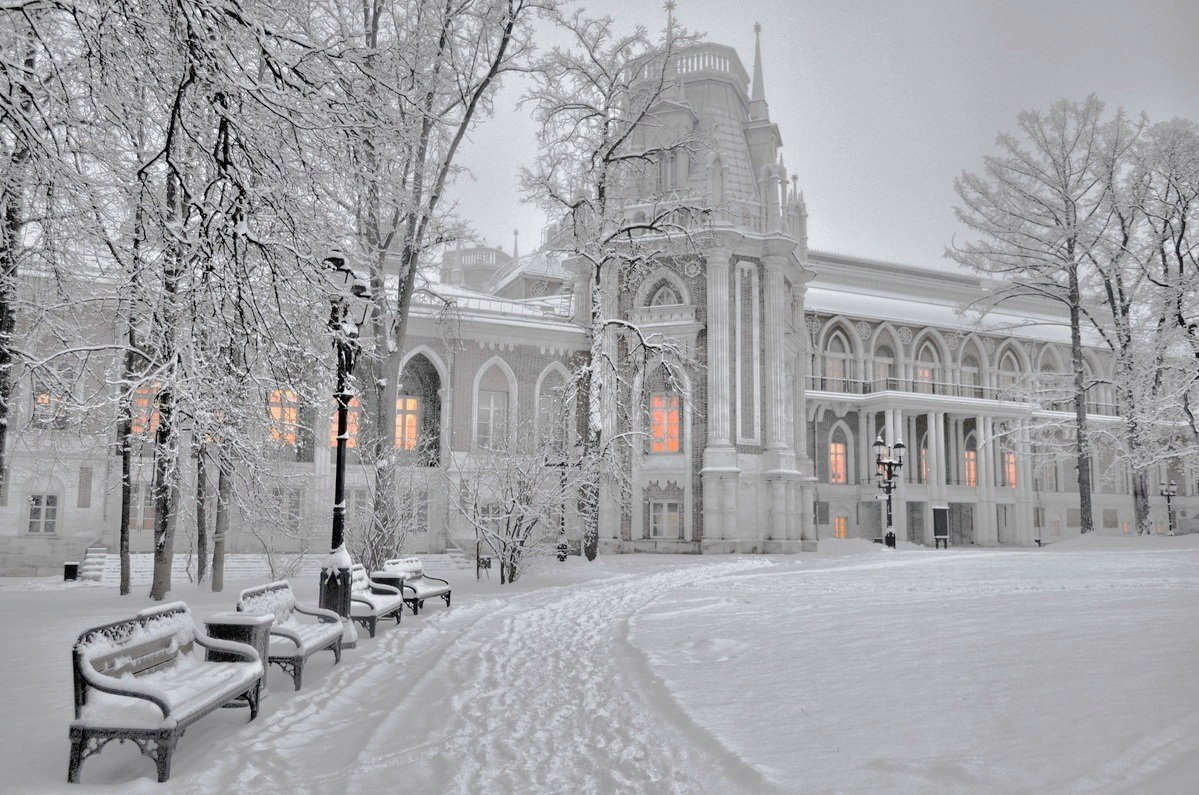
[948, 502, 975, 546]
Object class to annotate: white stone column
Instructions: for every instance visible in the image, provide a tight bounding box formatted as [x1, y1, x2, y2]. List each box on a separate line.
[975, 414, 994, 545]
[764, 258, 788, 450]
[706, 247, 733, 448]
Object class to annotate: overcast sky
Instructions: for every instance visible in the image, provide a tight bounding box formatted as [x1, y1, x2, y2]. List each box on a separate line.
[451, 0, 1199, 267]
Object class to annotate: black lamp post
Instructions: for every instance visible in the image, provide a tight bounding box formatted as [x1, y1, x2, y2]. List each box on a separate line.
[874, 434, 905, 547]
[320, 255, 370, 646]
[1159, 480, 1178, 536]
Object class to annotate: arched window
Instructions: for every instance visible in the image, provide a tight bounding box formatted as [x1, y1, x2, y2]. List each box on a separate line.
[963, 430, 978, 488]
[829, 425, 850, 484]
[398, 353, 442, 464]
[960, 352, 982, 398]
[649, 284, 682, 307]
[998, 350, 1021, 393]
[650, 393, 681, 454]
[873, 344, 896, 386]
[823, 331, 852, 391]
[915, 342, 940, 394]
[476, 364, 511, 450]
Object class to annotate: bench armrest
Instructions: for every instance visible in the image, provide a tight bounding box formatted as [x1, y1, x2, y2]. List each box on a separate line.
[424, 575, 450, 587]
[193, 634, 261, 665]
[76, 658, 171, 720]
[269, 625, 304, 648]
[294, 604, 341, 624]
[367, 579, 402, 596]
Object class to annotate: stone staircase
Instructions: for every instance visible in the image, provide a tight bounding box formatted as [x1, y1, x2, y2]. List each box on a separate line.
[79, 547, 108, 582]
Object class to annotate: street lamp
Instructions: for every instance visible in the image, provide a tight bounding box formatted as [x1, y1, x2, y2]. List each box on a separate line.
[320, 254, 371, 647]
[874, 434, 905, 547]
[1159, 480, 1178, 536]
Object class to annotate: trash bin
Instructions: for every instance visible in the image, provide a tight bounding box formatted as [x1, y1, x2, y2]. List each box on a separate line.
[63, 562, 79, 581]
[884, 532, 896, 549]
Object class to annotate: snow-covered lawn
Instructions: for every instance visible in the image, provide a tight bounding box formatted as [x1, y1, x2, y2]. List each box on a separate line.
[2, 537, 1197, 794]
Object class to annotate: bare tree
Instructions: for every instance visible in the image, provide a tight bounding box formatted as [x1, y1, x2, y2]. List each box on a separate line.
[522, 11, 711, 559]
[951, 97, 1118, 534]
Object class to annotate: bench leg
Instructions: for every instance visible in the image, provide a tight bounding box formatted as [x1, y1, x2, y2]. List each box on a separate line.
[292, 660, 303, 691]
[67, 727, 86, 783]
[367, 617, 377, 638]
[442, 593, 451, 608]
[155, 730, 178, 783]
[333, 637, 342, 665]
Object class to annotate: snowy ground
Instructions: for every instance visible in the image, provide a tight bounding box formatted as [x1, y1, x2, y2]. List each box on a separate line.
[2, 536, 1197, 794]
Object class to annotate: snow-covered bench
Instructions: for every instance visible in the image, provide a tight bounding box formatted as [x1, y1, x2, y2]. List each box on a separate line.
[382, 557, 452, 615]
[237, 581, 342, 691]
[348, 563, 406, 638]
[68, 602, 263, 784]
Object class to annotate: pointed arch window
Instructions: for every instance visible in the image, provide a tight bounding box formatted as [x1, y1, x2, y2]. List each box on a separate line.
[650, 393, 681, 454]
[829, 425, 850, 484]
[873, 344, 896, 386]
[649, 284, 682, 307]
[998, 350, 1021, 393]
[964, 431, 978, 488]
[823, 332, 852, 391]
[476, 364, 511, 451]
[396, 396, 421, 450]
[961, 352, 981, 398]
[915, 342, 940, 394]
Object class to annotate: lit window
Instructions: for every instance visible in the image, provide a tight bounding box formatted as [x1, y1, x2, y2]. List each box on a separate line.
[829, 441, 848, 484]
[650, 500, 681, 537]
[32, 365, 72, 429]
[833, 515, 848, 539]
[650, 393, 681, 454]
[396, 396, 421, 450]
[1003, 451, 1017, 488]
[965, 450, 977, 488]
[132, 382, 161, 438]
[920, 448, 929, 484]
[477, 390, 508, 450]
[329, 397, 362, 448]
[28, 494, 58, 534]
[269, 389, 300, 445]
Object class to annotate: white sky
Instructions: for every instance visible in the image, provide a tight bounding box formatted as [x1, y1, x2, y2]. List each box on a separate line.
[450, 0, 1199, 267]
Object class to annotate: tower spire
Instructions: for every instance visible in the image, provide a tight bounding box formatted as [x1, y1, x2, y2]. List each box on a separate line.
[665, 1, 676, 49]
[751, 22, 765, 102]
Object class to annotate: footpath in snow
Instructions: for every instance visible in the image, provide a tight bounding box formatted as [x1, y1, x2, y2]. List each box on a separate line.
[1, 536, 1197, 794]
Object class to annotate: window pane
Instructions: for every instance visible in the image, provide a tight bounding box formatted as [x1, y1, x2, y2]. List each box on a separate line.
[650, 393, 680, 454]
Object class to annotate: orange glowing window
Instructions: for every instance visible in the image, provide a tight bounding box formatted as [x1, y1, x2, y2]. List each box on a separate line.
[131, 382, 161, 437]
[829, 442, 848, 484]
[833, 515, 848, 539]
[268, 389, 300, 445]
[920, 448, 929, 484]
[1004, 451, 1017, 488]
[965, 450, 977, 488]
[329, 397, 362, 448]
[396, 396, 420, 450]
[650, 393, 681, 454]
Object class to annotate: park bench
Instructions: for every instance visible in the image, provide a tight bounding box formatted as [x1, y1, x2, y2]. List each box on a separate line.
[237, 581, 342, 691]
[348, 563, 406, 638]
[68, 602, 263, 784]
[382, 557, 452, 615]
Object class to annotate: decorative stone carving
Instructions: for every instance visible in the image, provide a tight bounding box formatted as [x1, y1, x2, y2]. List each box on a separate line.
[683, 259, 702, 279]
[983, 337, 996, 354]
[946, 333, 960, 352]
[898, 326, 913, 345]
[855, 321, 872, 340]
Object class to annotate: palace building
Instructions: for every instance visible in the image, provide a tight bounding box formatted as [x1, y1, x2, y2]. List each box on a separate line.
[2, 31, 1196, 574]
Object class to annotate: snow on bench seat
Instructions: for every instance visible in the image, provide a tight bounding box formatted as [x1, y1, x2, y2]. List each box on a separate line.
[348, 564, 405, 638]
[69, 602, 263, 783]
[237, 581, 342, 691]
[381, 557, 452, 615]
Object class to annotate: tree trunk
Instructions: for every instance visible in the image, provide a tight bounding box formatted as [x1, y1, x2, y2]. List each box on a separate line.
[211, 452, 231, 592]
[117, 345, 136, 596]
[1068, 270, 1094, 534]
[195, 442, 208, 583]
[1132, 471, 1152, 535]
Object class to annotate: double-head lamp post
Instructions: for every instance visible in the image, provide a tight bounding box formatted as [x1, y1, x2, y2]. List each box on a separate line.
[874, 434, 905, 546]
[320, 254, 371, 648]
[1159, 480, 1177, 536]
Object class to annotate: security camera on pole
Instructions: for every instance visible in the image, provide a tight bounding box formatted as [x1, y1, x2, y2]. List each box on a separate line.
[321, 254, 371, 649]
[874, 435, 905, 548]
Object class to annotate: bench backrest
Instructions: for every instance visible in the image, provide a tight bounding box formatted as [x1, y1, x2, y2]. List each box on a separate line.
[349, 563, 371, 595]
[382, 557, 423, 579]
[73, 602, 197, 715]
[238, 580, 299, 625]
